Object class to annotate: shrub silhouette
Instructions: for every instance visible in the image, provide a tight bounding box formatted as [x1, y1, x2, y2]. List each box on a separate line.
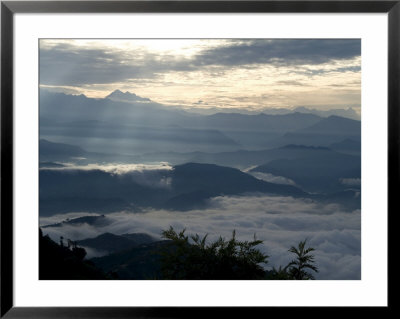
[267, 239, 318, 280]
[267, 265, 292, 280]
[160, 227, 319, 280]
[159, 226, 269, 279]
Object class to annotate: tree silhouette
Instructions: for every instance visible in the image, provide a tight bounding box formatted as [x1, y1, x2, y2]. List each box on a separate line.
[267, 265, 291, 280]
[286, 239, 318, 280]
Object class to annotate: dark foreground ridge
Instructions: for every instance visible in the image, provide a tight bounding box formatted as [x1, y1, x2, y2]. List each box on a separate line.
[39, 229, 111, 280]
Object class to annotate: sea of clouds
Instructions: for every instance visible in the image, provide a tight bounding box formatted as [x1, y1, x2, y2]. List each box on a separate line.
[40, 194, 360, 280]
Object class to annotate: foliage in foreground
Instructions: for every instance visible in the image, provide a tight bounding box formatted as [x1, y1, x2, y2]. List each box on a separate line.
[160, 227, 318, 280]
[267, 239, 319, 280]
[287, 239, 319, 279]
[160, 226, 268, 279]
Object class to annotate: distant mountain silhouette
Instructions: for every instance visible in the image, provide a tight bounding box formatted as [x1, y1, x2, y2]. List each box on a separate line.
[40, 139, 86, 160]
[276, 115, 361, 147]
[251, 150, 360, 193]
[42, 215, 110, 228]
[105, 89, 151, 103]
[39, 162, 308, 215]
[40, 90, 362, 154]
[293, 106, 360, 120]
[41, 90, 342, 154]
[121, 233, 158, 244]
[164, 190, 215, 210]
[199, 112, 321, 133]
[40, 90, 242, 153]
[40, 90, 322, 131]
[319, 189, 361, 210]
[77, 232, 156, 254]
[190, 105, 360, 120]
[140, 144, 339, 169]
[39, 139, 144, 164]
[171, 162, 306, 196]
[279, 144, 330, 151]
[162, 163, 308, 210]
[296, 115, 361, 135]
[39, 168, 165, 215]
[329, 138, 361, 155]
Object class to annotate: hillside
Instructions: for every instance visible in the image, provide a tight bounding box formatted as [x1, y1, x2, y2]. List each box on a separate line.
[39, 228, 110, 280]
[91, 240, 171, 279]
[77, 232, 156, 254]
[39, 162, 308, 215]
[251, 151, 361, 193]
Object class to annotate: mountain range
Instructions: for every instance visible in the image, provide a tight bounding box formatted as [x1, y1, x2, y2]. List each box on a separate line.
[40, 89, 361, 154]
[39, 161, 309, 216]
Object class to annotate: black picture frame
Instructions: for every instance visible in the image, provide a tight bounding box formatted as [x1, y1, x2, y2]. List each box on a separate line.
[1, 1, 396, 317]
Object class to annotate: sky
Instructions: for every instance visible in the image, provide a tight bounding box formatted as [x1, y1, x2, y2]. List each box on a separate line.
[39, 39, 361, 112]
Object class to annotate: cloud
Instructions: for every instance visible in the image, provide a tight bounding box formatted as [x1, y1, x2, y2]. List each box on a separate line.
[39, 43, 192, 86]
[40, 194, 361, 279]
[42, 162, 173, 174]
[194, 39, 361, 67]
[40, 39, 361, 87]
[247, 171, 296, 186]
[41, 163, 173, 189]
[39, 39, 361, 110]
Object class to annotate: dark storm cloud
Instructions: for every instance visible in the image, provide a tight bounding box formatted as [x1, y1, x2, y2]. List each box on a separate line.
[195, 39, 360, 67]
[40, 39, 361, 86]
[334, 66, 361, 73]
[39, 43, 193, 85]
[40, 44, 145, 85]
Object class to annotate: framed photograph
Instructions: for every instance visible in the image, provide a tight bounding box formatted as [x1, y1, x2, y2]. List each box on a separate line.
[1, 0, 396, 317]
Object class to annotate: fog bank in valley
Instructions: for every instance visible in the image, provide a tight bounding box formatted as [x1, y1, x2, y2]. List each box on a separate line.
[41, 194, 360, 280]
